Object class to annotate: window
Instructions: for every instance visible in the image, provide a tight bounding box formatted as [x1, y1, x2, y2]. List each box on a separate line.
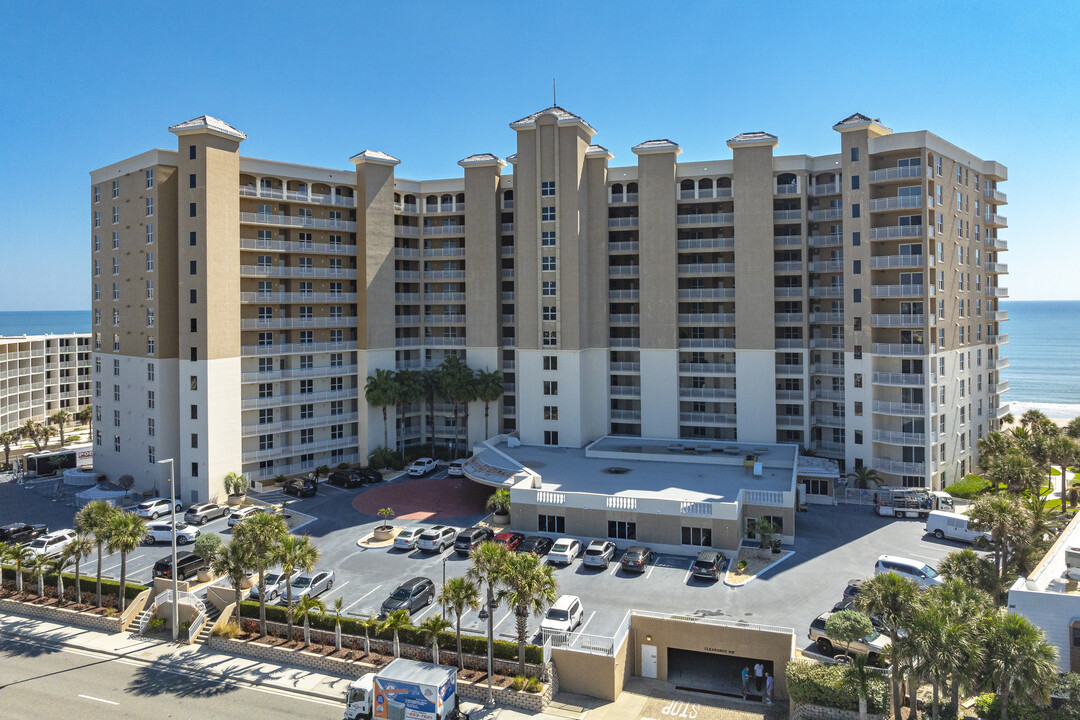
[853, 401, 863, 416]
[544, 405, 559, 420]
[681, 526, 712, 546]
[853, 345, 862, 360]
[112, 257, 119, 275]
[93, 235, 100, 252]
[542, 256, 556, 271]
[190, 318, 197, 332]
[190, 231, 197, 246]
[608, 521, 636, 540]
[852, 289, 861, 303]
[853, 373, 863, 388]
[258, 409, 274, 425]
[190, 375, 197, 391]
[300, 428, 314, 445]
[146, 225, 153, 244]
[190, 405, 198, 420]
[541, 181, 555, 196]
[114, 435, 120, 453]
[112, 180, 119, 198]
[538, 514, 565, 533]
[93, 210, 100, 228]
[541, 206, 556, 222]
[854, 430, 863, 444]
[189, 202, 197, 218]
[851, 175, 860, 190]
[543, 331, 557, 346]
[190, 346, 197, 362]
[543, 381, 558, 395]
[543, 430, 559, 445]
[850, 147, 859, 162]
[543, 306, 557, 321]
[542, 281, 556, 297]
[331, 424, 344, 440]
[146, 197, 153, 216]
[330, 376, 343, 391]
[300, 404, 314, 420]
[113, 359, 120, 376]
[147, 446, 156, 464]
[113, 409, 120, 427]
[191, 462, 199, 478]
[191, 433, 198, 449]
[146, 280, 153, 299]
[542, 231, 556, 247]
[299, 355, 313, 369]
[94, 259, 100, 277]
[146, 336, 154, 356]
[936, 156, 942, 175]
[190, 289, 197, 304]
[147, 390, 155, 409]
[94, 186, 100, 203]
[301, 379, 315, 393]
[147, 417, 155, 436]
[112, 206, 119, 224]
[259, 434, 273, 451]
[146, 169, 154, 188]
[851, 203, 860, 218]
[94, 357, 101, 373]
[852, 260, 861, 274]
[113, 334, 120, 352]
[188, 173, 196, 189]
[112, 232, 119, 249]
[94, 308, 101, 325]
[189, 260, 197, 275]
[330, 400, 343, 415]
[146, 252, 154, 271]
[543, 356, 558, 371]
[189, 145, 196, 160]
[95, 381, 101, 398]
[747, 515, 784, 537]
[853, 316, 862, 331]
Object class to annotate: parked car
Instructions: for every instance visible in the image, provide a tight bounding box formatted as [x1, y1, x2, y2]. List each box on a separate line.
[228, 506, 268, 527]
[153, 551, 206, 581]
[25, 529, 77, 558]
[582, 540, 616, 569]
[381, 577, 436, 616]
[408, 458, 439, 477]
[874, 555, 942, 588]
[286, 570, 335, 602]
[842, 579, 863, 602]
[548, 538, 582, 565]
[358, 467, 383, 484]
[447, 459, 466, 477]
[691, 550, 728, 581]
[184, 503, 228, 525]
[620, 546, 654, 573]
[455, 526, 494, 556]
[144, 521, 201, 545]
[493, 531, 525, 552]
[540, 594, 584, 635]
[520, 536, 554, 557]
[831, 598, 888, 633]
[0, 523, 48, 544]
[394, 526, 426, 550]
[328, 471, 363, 488]
[809, 610, 889, 662]
[283, 477, 318, 497]
[417, 525, 457, 553]
[251, 571, 289, 602]
[134, 497, 183, 519]
[924, 510, 991, 547]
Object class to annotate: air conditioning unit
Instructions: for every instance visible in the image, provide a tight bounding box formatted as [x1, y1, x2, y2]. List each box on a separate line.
[1066, 547, 1080, 581]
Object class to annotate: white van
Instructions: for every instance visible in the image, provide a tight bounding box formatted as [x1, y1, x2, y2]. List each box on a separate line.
[874, 554, 942, 588]
[924, 510, 990, 547]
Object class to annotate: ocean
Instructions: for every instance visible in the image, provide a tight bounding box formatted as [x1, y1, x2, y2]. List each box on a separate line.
[1, 303, 1076, 414]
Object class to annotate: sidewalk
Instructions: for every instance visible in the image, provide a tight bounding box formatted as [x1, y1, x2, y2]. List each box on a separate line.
[0, 611, 584, 719]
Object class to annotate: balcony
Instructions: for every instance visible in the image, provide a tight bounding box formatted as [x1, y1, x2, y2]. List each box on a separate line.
[775, 338, 804, 349]
[241, 436, 360, 464]
[811, 388, 844, 402]
[871, 284, 924, 298]
[395, 315, 420, 326]
[774, 313, 803, 324]
[808, 286, 844, 298]
[502, 314, 515, 324]
[985, 213, 1008, 228]
[988, 356, 1009, 370]
[610, 362, 641, 373]
[873, 372, 924, 386]
[678, 287, 734, 300]
[677, 212, 734, 225]
[807, 208, 842, 221]
[871, 314, 924, 327]
[808, 234, 843, 248]
[611, 409, 642, 422]
[240, 238, 356, 256]
[424, 314, 466, 325]
[394, 293, 420, 303]
[811, 363, 845, 376]
[988, 310, 1009, 322]
[870, 254, 928, 270]
[810, 338, 844, 350]
[985, 262, 1008, 274]
[678, 338, 734, 349]
[774, 209, 803, 221]
[428, 270, 466, 280]
[610, 338, 641, 348]
[809, 312, 843, 324]
[609, 313, 640, 325]
[774, 183, 800, 195]
[608, 217, 639, 228]
[774, 261, 803, 273]
[775, 389, 805, 401]
[991, 405, 1011, 420]
[396, 226, 420, 237]
[809, 182, 841, 196]
[987, 333, 1009, 345]
[501, 245, 516, 256]
[240, 291, 357, 304]
[990, 380, 1011, 394]
[240, 185, 357, 208]
[609, 265, 640, 277]
[985, 188, 1007, 204]
[678, 237, 734, 250]
[872, 401, 926, 416]
[986, 237, 1008, 251]
[426, 337, 467, 348]
[610, 386, 642, 398]
[423, 247, 465, 258]
[394, 270, 420, 281]
[424, 203, 465, 214]
[872, 343, 929, 357]
[869, 195, 923, 212]
[679, 362, 735, 375]
[424, 292, 466, 303]
[609, 289, 640, 300]
[609, 241, 639, 254]
[423, 225, 466, 236]
[868, 165, 923, 183]
[774, 236, 803, 248]
[501, 291, 516, 301]
[812, 414, 846, 428]
[242, 412, 360, 437]
[986, 286, 1009, 298]
[394, 337, 421, 348]
[870, 225, 923, 240]
[609, 193, 638, 203]
[240, 265, 357, 280]
[241, 363, 358, 383]
[679, 412, 736, 426]
[679, 263, 734, 275]
[501, 223, 514, 234]
[679, 188, 732, 200]
[678, 313, 734, 325]
[240, 212, 356, 232]
[394, 247, 420, 259]
[241, 316, 357, 330]
[680, 387, 736, 401]
[874, 458, 926, 476]
[775, 287, 804, 298]
[775, 364, 805, 376]
[808, 260, 844, 273]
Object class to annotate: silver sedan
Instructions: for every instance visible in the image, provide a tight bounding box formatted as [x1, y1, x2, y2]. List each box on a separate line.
[281, 570, 335, 604]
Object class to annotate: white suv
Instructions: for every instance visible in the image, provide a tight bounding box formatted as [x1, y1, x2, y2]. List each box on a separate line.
[874, 554, 942, 588]
[26, 529, 78, 558]
[540, 595, 584, 635]
[416, 525, 456, 552]
[144, 521, 201, 546]
[134, 497, 183, 519]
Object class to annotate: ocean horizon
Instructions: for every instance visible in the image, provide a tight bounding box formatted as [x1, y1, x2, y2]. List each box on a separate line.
[2, 302, 1077, 413]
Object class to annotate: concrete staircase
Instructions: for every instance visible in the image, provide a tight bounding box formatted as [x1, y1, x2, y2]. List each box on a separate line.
[133, 609, 154, 635]
[195, 604, 222, 645]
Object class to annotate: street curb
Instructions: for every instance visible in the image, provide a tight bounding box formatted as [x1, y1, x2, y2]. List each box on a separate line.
[723, 550, 795, 587]
[0, 623, 346, 703]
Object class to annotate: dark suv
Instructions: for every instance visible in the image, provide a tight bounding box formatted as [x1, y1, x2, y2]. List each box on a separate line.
[358, 467, 383, 484]
[0, 523, 48, 544]
[153, 551, 206, 581]
[455, 526, 494, 556]
[283, 477, 318, 497]
[691, 550, 728, 581]
[327, 471, 362, 488]
[381, 577, 436, 616]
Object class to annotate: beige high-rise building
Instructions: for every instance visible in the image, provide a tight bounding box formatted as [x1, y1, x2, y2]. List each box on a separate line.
[89, 109, 1009, 503]
[0, 334, 92, 437]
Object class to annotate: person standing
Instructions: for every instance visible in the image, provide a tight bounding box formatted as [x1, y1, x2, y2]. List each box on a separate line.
[741, 666, 749, 700]
[754, 661, 764, 693]
[765, 672, 774, 705]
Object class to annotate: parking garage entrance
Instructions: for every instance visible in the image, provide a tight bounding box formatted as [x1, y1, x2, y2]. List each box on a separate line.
[668, 649, 773, 700]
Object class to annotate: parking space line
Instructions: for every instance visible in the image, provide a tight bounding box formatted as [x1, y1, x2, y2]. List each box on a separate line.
[608, 562, 620, 576]
[577, 611, 596, 635]
[492, 609, 513, 631]
[683, 559, 695, 584]
[323, 580, 350, 599]
[343, 584, 381, 614]
[645, 563, 656, 580]
[412, 601, 440, 622]
[127, 562, 157, 577]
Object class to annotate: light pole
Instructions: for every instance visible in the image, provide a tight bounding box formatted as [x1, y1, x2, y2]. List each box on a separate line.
[157, 458, 178, 642]
[441, 556, 447, 615]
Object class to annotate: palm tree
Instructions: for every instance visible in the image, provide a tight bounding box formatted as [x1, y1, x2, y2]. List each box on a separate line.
[8, 544, 34, 593]
[438, 356, 475, 458]
[21, 419, 47, 452]
[0, 542, 9, 586]
[232, 511, 288, 636]
[983, 612, 1058, 720]
[379, 609, 413, 658]
[48, 410, 71, 448]
[105, 511, 147, 612]
[984, 448, 1042, 496]
[75, 500, 119, 607]
[911, 597, 976, 720]
[933, 580, 992, 716]
[365, 368, 398, 451]
[331, 597, 345, 651]
[474, 369, 504, 442]
[47, 551, 74, 601]
[497, 550, 558, 676]
[938, 549, 1001, 602]
[419, 368, 440, 449]
[978, 431, 1013, 472]
[847, 466, 881, 490]
[64, 536, 94, 605]
[467, 541, 510, 704]
[1019, 409, 1051, 434]
[360, 615, 378, 657]
[1047, 435, 1079, 514]
[210, 541, 254, 621]
[0, 430, 19, 469]
[1065, 416, 1080, 440]
[968, 494, 1032, 597]
[274, 534, 320, 641]
[844, 653, 875, 720]
[856, 571, 920, 720]
[292, 595, 325, 647]
[439, 576, 481, 668]
[30, 553, 50, 597]
[419, 614, 453, 665]
[393, 369, 423, 458]
[75, 406, 93, 434]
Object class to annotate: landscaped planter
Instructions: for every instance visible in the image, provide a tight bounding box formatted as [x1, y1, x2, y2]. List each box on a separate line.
[227, 495, 245, 507]
[492, 512, 510, 526]
[373, 526, 395, 541]
[0, 587, 149, 634]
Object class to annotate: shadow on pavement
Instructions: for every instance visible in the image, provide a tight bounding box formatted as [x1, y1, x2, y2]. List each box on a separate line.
[125, 655, 241, 699]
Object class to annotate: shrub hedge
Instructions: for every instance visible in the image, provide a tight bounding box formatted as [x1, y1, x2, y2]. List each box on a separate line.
[237, 600, 543, 664]
[945, 474, 992, 500]
[786, 660, 889, 714]
[1, 565, 145, 600]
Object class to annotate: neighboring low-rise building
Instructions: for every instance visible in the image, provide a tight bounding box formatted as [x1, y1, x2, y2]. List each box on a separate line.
[0, 333, 92, 435]
[1008, 511, 1080, 673]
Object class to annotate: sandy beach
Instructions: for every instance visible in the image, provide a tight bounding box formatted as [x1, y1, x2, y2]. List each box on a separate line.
[1005, 401, 1080, 428]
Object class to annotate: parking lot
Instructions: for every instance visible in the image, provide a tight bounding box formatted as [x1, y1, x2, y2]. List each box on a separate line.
[1, 470, 970, 655]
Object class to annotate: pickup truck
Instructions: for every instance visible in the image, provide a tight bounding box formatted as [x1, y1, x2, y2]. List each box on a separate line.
[0, 523, 49, 544]
[808, 610, 889, 663]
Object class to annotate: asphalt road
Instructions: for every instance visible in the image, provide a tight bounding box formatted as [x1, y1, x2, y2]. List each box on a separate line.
[0, 635, 341, 720]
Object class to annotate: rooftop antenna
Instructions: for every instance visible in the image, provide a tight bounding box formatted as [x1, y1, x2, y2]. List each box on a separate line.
[553, 78, 556, 107]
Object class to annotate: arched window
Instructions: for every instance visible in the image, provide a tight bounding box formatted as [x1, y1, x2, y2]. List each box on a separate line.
[455, 193, 465, 205]
[626, 182, 638, 194]
[698, 178, 714, 198]
[426, 195, 438, 209]
[611, 183, 624, 200]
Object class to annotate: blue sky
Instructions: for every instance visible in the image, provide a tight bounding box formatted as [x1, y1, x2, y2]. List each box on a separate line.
[1, 1, 1077, 310]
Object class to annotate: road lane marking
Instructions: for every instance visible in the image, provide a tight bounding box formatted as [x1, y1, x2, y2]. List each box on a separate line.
[78, 695, 118, 705]
[577, 611, 596, 635]
[492, 609, 513, 630]
[343, 584, 381, 614]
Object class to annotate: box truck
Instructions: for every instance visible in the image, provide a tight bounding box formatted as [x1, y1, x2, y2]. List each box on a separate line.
[344, 659, 469, 720]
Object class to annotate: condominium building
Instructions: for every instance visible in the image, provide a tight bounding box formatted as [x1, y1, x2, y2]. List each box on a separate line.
[89, 109, 1009, 503]
[0, 334, 93, 434]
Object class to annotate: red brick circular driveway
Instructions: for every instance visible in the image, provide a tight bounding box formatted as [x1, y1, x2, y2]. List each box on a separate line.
[352, 476, 491, 521]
